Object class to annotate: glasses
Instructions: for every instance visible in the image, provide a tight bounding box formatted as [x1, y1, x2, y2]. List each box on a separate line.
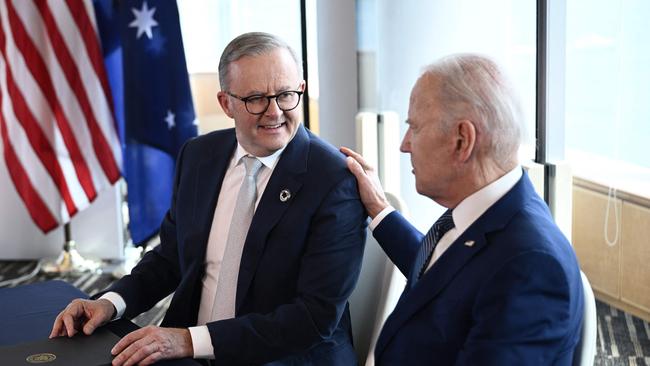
[226, 90, 303, 115]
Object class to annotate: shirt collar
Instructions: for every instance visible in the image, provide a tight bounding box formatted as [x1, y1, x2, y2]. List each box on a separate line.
[234, 144, 285, 169]
[452, 166, 522, 235]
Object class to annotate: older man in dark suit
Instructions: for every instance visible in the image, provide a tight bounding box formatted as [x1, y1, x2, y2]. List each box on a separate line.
[342, 53, 583, 365]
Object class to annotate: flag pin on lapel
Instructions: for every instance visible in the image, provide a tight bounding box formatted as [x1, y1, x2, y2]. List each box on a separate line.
[464, 240, 475, 247]
[280, 189, 291, 202]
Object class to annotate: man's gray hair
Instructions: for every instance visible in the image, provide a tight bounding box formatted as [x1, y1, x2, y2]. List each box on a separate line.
[423, 54, 525, 166]
[218, 32, 303, 92]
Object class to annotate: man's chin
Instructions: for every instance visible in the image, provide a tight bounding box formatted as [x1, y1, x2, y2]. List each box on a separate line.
[414, 181, 427, 196]
[251, 139, 288, 156]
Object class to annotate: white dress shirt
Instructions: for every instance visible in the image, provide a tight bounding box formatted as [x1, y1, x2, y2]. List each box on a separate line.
[370, 166, 522, 272]
[101, 143, 284, 359]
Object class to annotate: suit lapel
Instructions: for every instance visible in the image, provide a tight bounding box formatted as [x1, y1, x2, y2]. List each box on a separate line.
[375, 172, 536, 357]
[235, 125, 309, 311]
[375, 228, 490, 355]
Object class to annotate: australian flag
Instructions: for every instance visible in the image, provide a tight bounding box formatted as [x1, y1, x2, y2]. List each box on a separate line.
[93, 0, 198, 245]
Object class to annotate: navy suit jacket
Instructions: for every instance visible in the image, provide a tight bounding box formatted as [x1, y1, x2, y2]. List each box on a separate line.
[107, 125, 367, 365]
[373, 172, 584, 365]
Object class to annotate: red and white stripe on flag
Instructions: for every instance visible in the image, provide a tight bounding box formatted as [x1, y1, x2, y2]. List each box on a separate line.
[0, 0, 121, 233]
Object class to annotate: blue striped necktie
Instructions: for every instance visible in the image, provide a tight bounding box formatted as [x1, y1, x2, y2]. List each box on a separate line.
[413, 209, 455, 281]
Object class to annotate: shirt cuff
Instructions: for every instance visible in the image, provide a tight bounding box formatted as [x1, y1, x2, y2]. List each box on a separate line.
[369, 206, 395, 231]
[99, 292, 126, 320]
[188, 326, 215, 359]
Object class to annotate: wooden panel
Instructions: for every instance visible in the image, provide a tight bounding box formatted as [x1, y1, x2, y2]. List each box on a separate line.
[189, 72, 221, 117]
[572, 187, 621, 298]
[621, 202, 650, 313]
[594, 290, 650, 323]
[188, 72, 234, 134]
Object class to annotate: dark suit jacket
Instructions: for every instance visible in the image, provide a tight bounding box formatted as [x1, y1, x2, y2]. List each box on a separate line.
[373, 172, 584, 365]
[108, 125, 367, 365]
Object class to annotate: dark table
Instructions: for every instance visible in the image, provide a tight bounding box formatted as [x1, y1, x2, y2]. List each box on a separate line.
[0, 280, 199, 365]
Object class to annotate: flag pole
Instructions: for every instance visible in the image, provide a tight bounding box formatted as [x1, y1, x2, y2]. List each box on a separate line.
[109, 179, 145, 279]
[40, 222, 101, 275]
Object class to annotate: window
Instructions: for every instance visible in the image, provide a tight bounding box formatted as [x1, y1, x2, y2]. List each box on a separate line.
[356, 0, 537, 231]
[565, 0, 650, 197]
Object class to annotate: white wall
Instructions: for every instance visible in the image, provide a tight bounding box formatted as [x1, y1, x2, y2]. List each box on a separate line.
[371, 0, 535, 231]
[315, 0, 358, 149]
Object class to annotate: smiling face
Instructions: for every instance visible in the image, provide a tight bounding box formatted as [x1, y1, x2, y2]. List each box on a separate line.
[217, 48, 305, 157]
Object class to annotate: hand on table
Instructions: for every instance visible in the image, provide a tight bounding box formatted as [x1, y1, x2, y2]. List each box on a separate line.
[110, 326, 193, 366]
[49, 298, 115, 338]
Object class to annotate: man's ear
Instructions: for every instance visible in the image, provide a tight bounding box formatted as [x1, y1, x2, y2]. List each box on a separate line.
[217, 91, 234, 118]
[455, 119, 476, 162]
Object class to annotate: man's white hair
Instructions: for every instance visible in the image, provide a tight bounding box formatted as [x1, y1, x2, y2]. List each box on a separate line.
[423, 53, 525, 167]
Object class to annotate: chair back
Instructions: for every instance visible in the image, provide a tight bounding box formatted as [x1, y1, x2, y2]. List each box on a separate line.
[348, 192, 408, 365]
[573, 271, 597, 366]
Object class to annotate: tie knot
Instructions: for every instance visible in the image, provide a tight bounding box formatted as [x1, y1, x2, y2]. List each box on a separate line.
[243, 156, 263, 178]
[431, 209, 455, 240]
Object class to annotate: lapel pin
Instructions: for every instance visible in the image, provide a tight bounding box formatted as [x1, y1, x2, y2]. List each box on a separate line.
[464, 240, 475, 247]
[279, 189, 291, 202]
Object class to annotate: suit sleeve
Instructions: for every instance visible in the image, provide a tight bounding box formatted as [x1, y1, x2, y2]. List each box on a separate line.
[373, 211, 424, 277]
[205, 174, 367, 365]
[102, 142, 189, 318]
[455, 250, 580, 365]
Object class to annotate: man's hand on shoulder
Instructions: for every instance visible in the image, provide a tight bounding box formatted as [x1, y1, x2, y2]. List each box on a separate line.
[340, 146, 390, 218]
[110, 326, 193, 366]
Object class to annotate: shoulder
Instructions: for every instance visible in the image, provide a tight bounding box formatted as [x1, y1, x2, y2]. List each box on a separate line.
[280, 127, 358, 199]
[483, 197, 581, 295]
[186, 128, 235, 149]
[180, 128, 235, 157]
[482, 174, 573, 262]
[508, 197, 572, 256]
[480, 198, 583, 295]
[304, 129, 350, 174]
[471, 179, 580, 282]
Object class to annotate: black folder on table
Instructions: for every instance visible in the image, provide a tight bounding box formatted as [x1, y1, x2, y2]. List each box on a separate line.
[0, 327, 119, 366]
[0, 281, 201, 365]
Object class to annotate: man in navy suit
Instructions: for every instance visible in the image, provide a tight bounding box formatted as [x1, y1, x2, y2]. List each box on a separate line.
[51, 32, 366, 365]
[342, 54, 583, 365]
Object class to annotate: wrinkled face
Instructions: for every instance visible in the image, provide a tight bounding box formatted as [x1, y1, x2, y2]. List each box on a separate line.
[218, 48, 305, 157]
[401, 74, 456, 202]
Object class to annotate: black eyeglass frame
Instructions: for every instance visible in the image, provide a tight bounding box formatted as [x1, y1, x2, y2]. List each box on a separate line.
[226, 90, 304, 115]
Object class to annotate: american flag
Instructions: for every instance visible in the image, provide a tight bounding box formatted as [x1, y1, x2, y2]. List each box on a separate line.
[0, 0, 121, 233]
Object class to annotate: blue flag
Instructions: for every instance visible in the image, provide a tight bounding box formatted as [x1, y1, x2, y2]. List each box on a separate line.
[93, 0, 198, 245]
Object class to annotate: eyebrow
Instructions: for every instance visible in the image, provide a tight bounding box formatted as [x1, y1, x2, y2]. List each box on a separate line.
[243, 85, 298, 96]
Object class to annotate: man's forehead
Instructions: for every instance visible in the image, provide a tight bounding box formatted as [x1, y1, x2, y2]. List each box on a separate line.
[410, 78, 439, 108]
[409, 86, 435, 112]
[228, 53, 300, 91]
[230, 51, 299, 75]
[415, 72, 442, 94]
[231, 49, 297, 70]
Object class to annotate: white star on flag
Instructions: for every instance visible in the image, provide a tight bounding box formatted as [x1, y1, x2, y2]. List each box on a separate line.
[129, 1, 159, 39]
[165, 110, 176, 130]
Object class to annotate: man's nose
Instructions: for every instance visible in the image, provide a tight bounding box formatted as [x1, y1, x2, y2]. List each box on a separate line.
[400, 133, 411, 152]
[264, 98, 282, 117]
